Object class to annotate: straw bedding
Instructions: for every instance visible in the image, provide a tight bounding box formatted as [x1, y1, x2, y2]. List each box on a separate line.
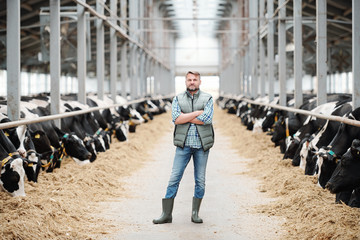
[1, 107, 359, 240]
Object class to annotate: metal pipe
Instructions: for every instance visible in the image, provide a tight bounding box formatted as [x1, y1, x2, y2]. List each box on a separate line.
[222, 95, 360, 128]
[316, 0, 327, 106]
[50, 0, 61, 128]
[353, 0, 360, 109]
[6, 0, 21, 121]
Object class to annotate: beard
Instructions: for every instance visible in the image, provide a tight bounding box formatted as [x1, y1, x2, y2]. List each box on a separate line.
[187, 87, 199, 92]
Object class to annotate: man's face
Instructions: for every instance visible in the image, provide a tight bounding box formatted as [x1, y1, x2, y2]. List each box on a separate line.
[186, 73, 201, 93]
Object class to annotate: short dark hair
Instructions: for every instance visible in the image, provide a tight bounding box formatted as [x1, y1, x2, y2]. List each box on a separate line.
[186, 71, 201, 79]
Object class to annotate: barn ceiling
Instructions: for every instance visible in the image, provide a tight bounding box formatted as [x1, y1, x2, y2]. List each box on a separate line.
[0, 0, 354, 76]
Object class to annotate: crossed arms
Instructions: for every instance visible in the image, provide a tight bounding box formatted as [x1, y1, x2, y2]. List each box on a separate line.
[171, 96, 213, 126]
[174, 110, 204, 125]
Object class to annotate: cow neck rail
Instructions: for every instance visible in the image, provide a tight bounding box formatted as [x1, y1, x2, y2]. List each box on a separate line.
[0, 95, 174, 130]
[222, 95, 360, 128]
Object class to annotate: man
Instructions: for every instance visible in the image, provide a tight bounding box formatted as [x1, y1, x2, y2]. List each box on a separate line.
[153, 71, 214, 224]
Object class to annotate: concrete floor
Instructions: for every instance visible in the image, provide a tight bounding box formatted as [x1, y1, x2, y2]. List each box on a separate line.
[98, 129, 284, 240]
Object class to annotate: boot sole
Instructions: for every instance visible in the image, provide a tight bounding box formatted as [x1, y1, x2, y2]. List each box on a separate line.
[191, 218, 203, 224]
[153, 219, 172, 224]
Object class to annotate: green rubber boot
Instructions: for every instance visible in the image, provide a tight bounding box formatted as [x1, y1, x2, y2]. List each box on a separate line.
[153, 198, 174, 224]
[191, 197, 203, 223]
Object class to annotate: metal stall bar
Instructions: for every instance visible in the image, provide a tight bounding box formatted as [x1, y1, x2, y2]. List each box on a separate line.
[139, 51, 146, 97]
[121, 42, 128, 98]
[96, 0, 105, 100]
[249, 0, 258, 98]
[6, 0, 21, 121]
[316, 0, 327, 106]
[294, 0, 303, 108]
[50, 0, 61, 128]
[225, 96, 360, 128]
[278, 0, 286, 106]
[0, 95, 174, 130]
[259, 0, 265, 97]
[267, 0, 275, 102]
[353, 0, 360, 109]
[110, 0, 117, 103]
[77, 3, 86, 104]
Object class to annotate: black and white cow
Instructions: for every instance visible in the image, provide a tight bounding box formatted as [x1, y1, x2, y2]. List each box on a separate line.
[284, 101, 348, 163]
[325, 139, 360, 207]
[87, 96, 129, 142]
[302, 102, 353, 174]
[0, 129, 25, 197]
[316, 107, 360, 189]
[326, 139, 360, 194]
[0, 114, 42, 182]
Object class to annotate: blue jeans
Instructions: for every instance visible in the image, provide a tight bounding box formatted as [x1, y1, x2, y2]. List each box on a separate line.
[165, 146, 210, 199]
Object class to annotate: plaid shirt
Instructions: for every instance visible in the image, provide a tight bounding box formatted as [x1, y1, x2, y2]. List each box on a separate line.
[172, 92, 214, 148]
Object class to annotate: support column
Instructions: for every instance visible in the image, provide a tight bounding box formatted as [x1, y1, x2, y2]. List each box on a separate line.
[249, 0, 258, 98]
[139, 51, 145, 97]
[121, 42, 128, 98]
[50, 0, 60, 127]
[316, 0, 327, 105]
[110, 0, 117, 103]
[259, 0, 265, 97]
[353, 0, 360, 109]
[6, 0, 21, 121]
[294, 0, 303, 108]
[130, 45, 137, 99]
[96, 0, 105, 100]
[267, 0, 274, 101]
[278, 0, 286, 106]
[77, 3, 86, 104]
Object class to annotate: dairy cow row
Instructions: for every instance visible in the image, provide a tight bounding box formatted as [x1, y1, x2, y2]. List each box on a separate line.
[217, 94, 360, 208]
[0, 94, 171, 197]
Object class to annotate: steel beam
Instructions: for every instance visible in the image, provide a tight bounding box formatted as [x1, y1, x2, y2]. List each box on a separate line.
[353, 0, 360, 109]
[50, 0, 61, 127]
[121, 42, 128, 98]
[316, 0, 327, 105]
[259, 0, 265, 97]
[6, 0, 21, 121]
[249, 0, 258, 98]
[77, 3, 86, 104]
[294, 0, 303, 108]
[110, 0, 117, 103]
[96, 0, 105, 100]
[278, 0, 286, 106]
[267, 0, 275, 101]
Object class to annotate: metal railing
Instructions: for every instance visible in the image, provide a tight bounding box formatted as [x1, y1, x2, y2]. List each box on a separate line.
[221, 95, 360, 128]
[0, 95, 174, 130]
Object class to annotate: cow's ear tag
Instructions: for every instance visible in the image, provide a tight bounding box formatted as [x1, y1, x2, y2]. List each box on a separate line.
[63, 134, 69, 138]
[35, 134, 40, 139]
[4, 131, 9, 137]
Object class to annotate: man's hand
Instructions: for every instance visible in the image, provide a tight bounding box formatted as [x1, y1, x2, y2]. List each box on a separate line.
[174, 110, 204, 125]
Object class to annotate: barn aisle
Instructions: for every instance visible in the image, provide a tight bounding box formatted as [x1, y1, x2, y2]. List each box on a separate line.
[97, 107, 285, 240]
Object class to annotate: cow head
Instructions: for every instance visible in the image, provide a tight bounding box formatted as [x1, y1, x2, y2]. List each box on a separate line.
[305, 151, 318, 176]
[283, 136, 301, 160]
[114, 121, 129, 142]
[0, 157, 25, 197]
[83, 135, 98, 162]
[262, 110, 278, 132]
[61, 133, 92, 165]
[316, 147, 339, 188]
[326, 139, 360, 194]
[271, 116, 286, 143]
[22, 131, 41, 182]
